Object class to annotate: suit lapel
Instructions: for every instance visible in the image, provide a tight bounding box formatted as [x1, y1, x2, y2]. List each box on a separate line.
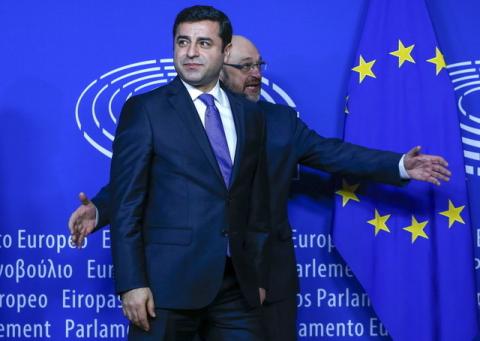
[167, 78, 226, 188]
[227, 91, 245, 189]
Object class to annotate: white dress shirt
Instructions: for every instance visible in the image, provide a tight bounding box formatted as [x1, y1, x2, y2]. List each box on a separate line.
[181, 79, 237, 163]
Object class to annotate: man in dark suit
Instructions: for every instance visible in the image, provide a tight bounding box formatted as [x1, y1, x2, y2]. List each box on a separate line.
[103, 7, 270, 340]
[220, 35, 450, 340]
[69, 35, 450, 340]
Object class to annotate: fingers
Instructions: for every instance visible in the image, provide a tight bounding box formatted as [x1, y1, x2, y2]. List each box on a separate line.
[123, 300, 145, 330]
[406, 145, 421, 157]
[422, 162, 451, 183]
[414, 165, 451, 186]
[430, 173, 449, 183]
[418, 155, 449, 168]
[67, 210, 78, 234]
[68, 208, 85, 247]
[136, 304, 150, 331]
[122, 288, 153, 332]
[406, 149, 452, 186]
[68, 193, 97, 249]
[259, 288, 266, 305]
[432, 156, 448, 168]
[431, 164, 451, 180]
[147, 293, 156, 318]
[79, 192, 90, 205]
[75, 231, 87, 249]
[68, 192, 89, 246]
[69, 207, 86, 248]
[426, 175, 441, 186]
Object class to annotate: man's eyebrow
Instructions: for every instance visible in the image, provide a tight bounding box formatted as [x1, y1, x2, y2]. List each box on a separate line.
[176, 35, 191, 41]
[196, 36, 213, 42]
[238, 56, 261, 63]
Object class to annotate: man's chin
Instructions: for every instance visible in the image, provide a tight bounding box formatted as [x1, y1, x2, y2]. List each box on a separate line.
[178, 70, 203, 83]
[245, 91, 260, 102]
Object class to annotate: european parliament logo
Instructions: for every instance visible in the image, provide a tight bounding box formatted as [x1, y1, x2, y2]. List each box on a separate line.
[448, 59, 480, 177]
[74, 59, 297, 158]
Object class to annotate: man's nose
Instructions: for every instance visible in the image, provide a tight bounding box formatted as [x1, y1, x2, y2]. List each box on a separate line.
[187, 43, 199, 58]
[250, 65, 261, 78]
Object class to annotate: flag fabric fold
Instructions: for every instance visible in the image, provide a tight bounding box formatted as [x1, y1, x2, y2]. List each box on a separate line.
[332, 0, 478, 339]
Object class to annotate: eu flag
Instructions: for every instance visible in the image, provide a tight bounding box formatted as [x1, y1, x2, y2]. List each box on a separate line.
[332, 0, 478, 339]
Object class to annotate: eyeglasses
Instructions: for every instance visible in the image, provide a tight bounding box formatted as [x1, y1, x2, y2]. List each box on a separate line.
[224, 61, 267, 73]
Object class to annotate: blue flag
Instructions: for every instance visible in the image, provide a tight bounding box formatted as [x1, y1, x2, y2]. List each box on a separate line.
[332, 0, 478, 340]
[429, 0, 480, 324]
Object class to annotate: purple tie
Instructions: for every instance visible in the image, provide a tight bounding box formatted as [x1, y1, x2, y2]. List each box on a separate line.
[199, 93, 233, 187]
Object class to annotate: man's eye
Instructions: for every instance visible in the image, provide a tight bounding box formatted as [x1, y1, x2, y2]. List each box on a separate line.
[241, 63, 253, 71]
[177, 40, 188, 47]
[199, 40, 212, 48]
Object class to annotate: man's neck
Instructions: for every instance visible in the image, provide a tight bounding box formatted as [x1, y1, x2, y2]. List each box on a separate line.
[182, 79, 219, 93]
[181, 79, 222, 102]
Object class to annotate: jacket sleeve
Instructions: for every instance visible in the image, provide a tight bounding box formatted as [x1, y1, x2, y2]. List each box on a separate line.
[293, 112, 405, 186]
[90, 184, 111, 230]
[109, 96, 152, 294]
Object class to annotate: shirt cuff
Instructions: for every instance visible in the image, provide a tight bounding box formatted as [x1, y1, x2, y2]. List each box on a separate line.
[398, 154, 410, 179]
[95, 207, 99, 227]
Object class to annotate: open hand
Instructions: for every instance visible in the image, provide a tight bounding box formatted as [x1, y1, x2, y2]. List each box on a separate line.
[68, 192, 97, 248]
[404, 146, 451, 185]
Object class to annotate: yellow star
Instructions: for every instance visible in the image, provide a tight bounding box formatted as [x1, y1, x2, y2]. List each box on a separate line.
[344, 95, 350, 114]
[335, 179, 360, 207]
[389, 39, 415, 67]
[367, 209, 391, 236]
[439, 200, 465, 228]
[426, 47, 446, 75]
[403, 216, 429, 243]
[352, 55, 376, 83]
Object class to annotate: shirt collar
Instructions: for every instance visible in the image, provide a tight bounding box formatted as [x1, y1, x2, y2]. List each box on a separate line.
[180, 79, 227, 107]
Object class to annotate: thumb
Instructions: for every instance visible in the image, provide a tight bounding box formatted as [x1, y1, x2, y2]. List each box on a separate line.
[78, 192, 90, 205]
[407, 145, 421, 157]
[147, 293, 156, 318]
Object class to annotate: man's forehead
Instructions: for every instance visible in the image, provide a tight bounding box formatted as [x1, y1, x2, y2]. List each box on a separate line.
[238, 55, 261, 62]
[175, 20, 220, 36]
[230, 41, 260, 61]
[230, 51, 261, 63]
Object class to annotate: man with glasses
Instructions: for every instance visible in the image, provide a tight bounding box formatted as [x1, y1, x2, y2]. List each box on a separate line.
[222, 52, 266, 102]
[219, 35, 448, 340]
[69, 35, 450, 341]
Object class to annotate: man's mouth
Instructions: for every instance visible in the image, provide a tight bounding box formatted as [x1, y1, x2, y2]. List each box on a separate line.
[183, 63, 202, 70]
[245, 83, 260, 92]
[244, 76, 261, 92]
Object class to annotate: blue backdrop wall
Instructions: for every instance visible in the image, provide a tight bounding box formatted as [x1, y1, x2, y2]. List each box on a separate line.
[1, 1, 479, 339]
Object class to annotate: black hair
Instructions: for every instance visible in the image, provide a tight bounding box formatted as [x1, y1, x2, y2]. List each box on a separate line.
[173, 5, 232, 50]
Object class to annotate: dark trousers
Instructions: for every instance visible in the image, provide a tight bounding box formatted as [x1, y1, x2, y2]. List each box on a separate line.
[261, 295, 297, 341]
[128, 258, 264, 341]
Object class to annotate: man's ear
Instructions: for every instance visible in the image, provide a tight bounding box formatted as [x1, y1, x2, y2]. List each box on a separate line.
[223, 43, 232, 62]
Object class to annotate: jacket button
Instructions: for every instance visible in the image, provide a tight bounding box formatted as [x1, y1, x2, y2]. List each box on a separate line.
[221, 229, 229, 237]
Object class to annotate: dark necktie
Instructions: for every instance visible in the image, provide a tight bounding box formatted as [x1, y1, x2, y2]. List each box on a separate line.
[198, 93, 233, 187]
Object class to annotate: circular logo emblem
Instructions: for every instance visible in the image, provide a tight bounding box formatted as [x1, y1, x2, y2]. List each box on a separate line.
[448, 60, 480, 177]
[75, 59, 297, 157]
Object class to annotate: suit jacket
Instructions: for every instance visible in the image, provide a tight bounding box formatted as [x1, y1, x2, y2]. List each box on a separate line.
[94, 98, 403, 306]
[258, 101, 403, 302]
[107, 77, 270, 310]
